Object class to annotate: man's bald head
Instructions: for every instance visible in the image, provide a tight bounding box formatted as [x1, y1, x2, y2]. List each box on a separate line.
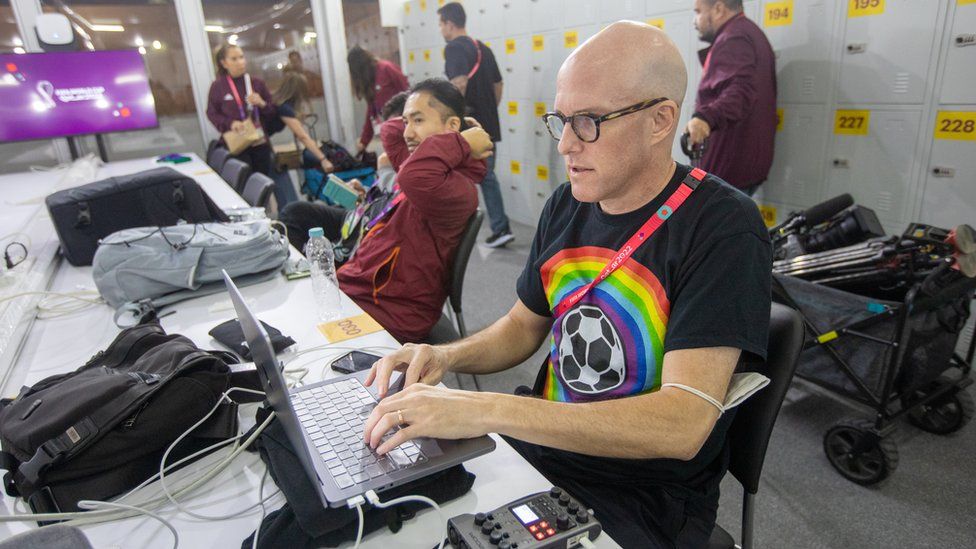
[558, 21, 687, 109]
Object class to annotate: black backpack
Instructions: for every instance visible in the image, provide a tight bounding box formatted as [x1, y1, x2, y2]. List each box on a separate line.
[0, 323, 259, 517]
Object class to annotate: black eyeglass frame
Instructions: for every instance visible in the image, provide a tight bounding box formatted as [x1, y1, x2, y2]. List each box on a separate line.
[541, 97, 670, 143]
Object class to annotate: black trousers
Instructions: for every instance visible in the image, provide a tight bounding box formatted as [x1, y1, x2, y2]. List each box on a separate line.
[233, 142, 273, 176]
[277, 201, 347, 251]
[504, 436, 716, 549]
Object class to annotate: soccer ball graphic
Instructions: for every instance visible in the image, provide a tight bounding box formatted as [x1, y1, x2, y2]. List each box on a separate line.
[557, 305, 626, 394]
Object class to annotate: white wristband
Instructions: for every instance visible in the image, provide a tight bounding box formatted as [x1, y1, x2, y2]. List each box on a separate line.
[661, 383, 725, 412]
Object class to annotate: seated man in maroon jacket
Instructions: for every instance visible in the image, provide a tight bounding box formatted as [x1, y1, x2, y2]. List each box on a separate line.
[337, 78, 493, 343]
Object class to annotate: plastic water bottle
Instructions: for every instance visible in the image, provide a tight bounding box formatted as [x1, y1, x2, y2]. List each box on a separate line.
[304, 227, 342, 322]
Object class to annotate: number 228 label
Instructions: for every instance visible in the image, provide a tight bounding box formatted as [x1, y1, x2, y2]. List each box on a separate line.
[834, 110, 870, 135]
[934, 111, 976, 141]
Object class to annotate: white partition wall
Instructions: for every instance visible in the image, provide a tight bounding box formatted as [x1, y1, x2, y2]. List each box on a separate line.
[397, 0, 972, 231]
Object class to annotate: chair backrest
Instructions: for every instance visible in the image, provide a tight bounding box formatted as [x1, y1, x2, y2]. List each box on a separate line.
[727, 301, 804, 494]
[207, 147, 230, 172]
[206, 138, 220, 158]
[220, 158, 252, 193]
[242, 172, 275, 209]
[448, 210, 484, 314]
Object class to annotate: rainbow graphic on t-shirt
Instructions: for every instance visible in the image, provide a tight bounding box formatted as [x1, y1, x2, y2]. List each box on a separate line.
[539, 246, 670, 402]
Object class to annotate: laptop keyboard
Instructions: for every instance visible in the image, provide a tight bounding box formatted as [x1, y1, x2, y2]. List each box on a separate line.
[293, 378, 427, 490]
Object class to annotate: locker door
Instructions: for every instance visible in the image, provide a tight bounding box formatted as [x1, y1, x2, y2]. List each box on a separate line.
[826, 109, 922, 227]
[919, 110, 976, 229]
[762, 0, 837, 104]
[471, 1, 502, 42]
[415, 0, 434, 48]
[529, 32, 564, 103]
[565, 0, 599, 28]
[764, 104, 829, 207]
[645, 0, 688, 17]
[940, 2, 976, 105]
[501, 36, 532, 100]
[560, 25, 601, 59]
[500, 100, 529, 159]
[527, 161, 555, 223]
[743, 0, 760, 22]
[530, 100, 559, 168]
[836, 0, 940, 105]
[500, 1, 532, 36]
[602, 0, 645, 24]
[401, 1, 417, 47]
[405, 50, 419, 82]
[503, 158, 534, 226]
[464, 0, 483, 38]
[644, 13, 698, 162]
[530, 0, 563, 33]
[420, 48, 435, 80]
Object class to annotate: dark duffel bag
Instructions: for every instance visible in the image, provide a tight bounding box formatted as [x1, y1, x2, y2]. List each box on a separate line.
[0, 322, 260, 519]
[45, 167, 229, 266]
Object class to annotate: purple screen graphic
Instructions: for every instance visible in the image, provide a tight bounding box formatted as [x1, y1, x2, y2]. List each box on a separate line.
[0, 50, 158, 143]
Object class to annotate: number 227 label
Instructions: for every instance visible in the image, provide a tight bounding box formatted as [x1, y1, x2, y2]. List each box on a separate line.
[834, 110, 870, 135]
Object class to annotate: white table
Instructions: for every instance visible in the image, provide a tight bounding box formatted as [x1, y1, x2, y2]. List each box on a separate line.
[0, 155, 619, 548]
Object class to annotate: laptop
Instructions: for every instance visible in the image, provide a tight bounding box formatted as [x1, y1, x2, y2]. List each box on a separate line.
[223, 271, 495, 508]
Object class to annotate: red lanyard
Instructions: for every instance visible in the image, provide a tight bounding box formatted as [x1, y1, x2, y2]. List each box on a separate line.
[226, 75, 252, 121]
[552, 167, 706, 318]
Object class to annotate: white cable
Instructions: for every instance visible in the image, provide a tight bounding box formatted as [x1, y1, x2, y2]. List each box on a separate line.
[0, 290, 103, 319]
[364, 490, 446, 549]
[660, 382, 726, 412]
[157, 387, 277, 521]
[77, 500, 178, 549]
[345, 495, 367, 549]
[251, 467, 271, 549]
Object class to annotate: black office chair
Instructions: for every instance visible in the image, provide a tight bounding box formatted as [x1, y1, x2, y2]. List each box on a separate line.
[206, 138, 220, 159]
[220, 158, 252, 194]
[207, 146, 230, 172]
[426, 210, 485, 389]
[708, 302, 804, 549]
[242, 172, 275, 212]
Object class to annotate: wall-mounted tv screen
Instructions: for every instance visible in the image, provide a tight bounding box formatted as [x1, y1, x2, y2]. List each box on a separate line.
[0, 50, 158, 143]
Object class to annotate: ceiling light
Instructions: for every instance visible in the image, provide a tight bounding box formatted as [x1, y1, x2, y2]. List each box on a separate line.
[134, 37, 144, 46]
[13, 47, 26, 55]
[91, 24, 125, 32]
[138, 46, 147, 55]
[152, 40, 162, 50]
[228, 34, 239, 45]
[204, 25, 225, 33]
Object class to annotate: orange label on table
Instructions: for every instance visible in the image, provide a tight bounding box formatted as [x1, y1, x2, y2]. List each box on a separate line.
[317, 313, 385, 343]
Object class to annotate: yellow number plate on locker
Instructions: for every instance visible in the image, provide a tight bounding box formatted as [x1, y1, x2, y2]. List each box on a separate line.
[536, 165, 549, 181]
[934, 111, 976, 141]
[758, 205, 777, 228]
[764, 1, 793, 27]
[646, 19, 665, 29]
[776, 108, 784, 131]
[408, 52, 415, 63]
[508, 101, 519, 116]
[505, 39, 516, 54]
[535, 102, 547, 117]
[564, 31, 579, 49]
[848, 0, 884, 18]
[423, 50, 431, 62]
[419, 0, 427, 11]
[532, 35, 545, 51]
[834, 110, 870, 135]
[510, 161, 521, 175]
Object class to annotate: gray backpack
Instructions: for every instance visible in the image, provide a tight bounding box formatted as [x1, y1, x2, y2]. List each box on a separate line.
[93, 220, 288, 324]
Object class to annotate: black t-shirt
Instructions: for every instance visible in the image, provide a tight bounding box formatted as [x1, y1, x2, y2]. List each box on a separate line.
[266, 100, 297, 137]
[444, 36, 503, 142]
[516, 163, 771, 496]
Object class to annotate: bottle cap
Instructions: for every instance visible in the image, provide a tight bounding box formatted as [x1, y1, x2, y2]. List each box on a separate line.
[308, 227, 324, 239]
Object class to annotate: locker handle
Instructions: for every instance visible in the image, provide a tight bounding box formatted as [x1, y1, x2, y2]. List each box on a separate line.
[532, 66, 542, 72]
[832, 159, 850, 168]
[846, 43, 867, 54]
[955, 34, 976, 47]
[932, 166, 956, 178]
[535, 130, 544, 136]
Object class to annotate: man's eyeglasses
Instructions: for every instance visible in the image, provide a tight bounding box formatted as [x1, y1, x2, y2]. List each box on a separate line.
[541, 97, 669, 143]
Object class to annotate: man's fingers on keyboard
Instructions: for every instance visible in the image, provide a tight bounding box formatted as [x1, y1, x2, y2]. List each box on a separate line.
[377, 425, 419, 455]
[367, 410, 401, 449]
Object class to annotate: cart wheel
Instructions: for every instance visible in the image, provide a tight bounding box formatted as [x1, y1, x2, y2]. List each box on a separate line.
[823, 419, 899, 485]
[905, 378, 975, 435]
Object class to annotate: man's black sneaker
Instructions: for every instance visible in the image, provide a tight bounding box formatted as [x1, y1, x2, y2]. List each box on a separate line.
[485, 230, 514, 248]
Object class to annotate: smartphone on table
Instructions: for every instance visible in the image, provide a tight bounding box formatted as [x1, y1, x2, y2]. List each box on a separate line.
[330, 350, 382, 374]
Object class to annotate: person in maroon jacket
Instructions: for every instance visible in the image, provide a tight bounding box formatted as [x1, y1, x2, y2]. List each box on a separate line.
[206, 44, 278, 176]
[687, 0, 776, 196]
[337, 78, 492, 343]
[347, 46, 410, 153]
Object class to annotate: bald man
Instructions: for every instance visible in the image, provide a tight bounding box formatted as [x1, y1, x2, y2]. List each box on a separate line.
[363, 22, 771, 547]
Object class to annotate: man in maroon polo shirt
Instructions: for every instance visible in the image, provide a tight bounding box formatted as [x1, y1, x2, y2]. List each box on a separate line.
[687, 0, 776, 196]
